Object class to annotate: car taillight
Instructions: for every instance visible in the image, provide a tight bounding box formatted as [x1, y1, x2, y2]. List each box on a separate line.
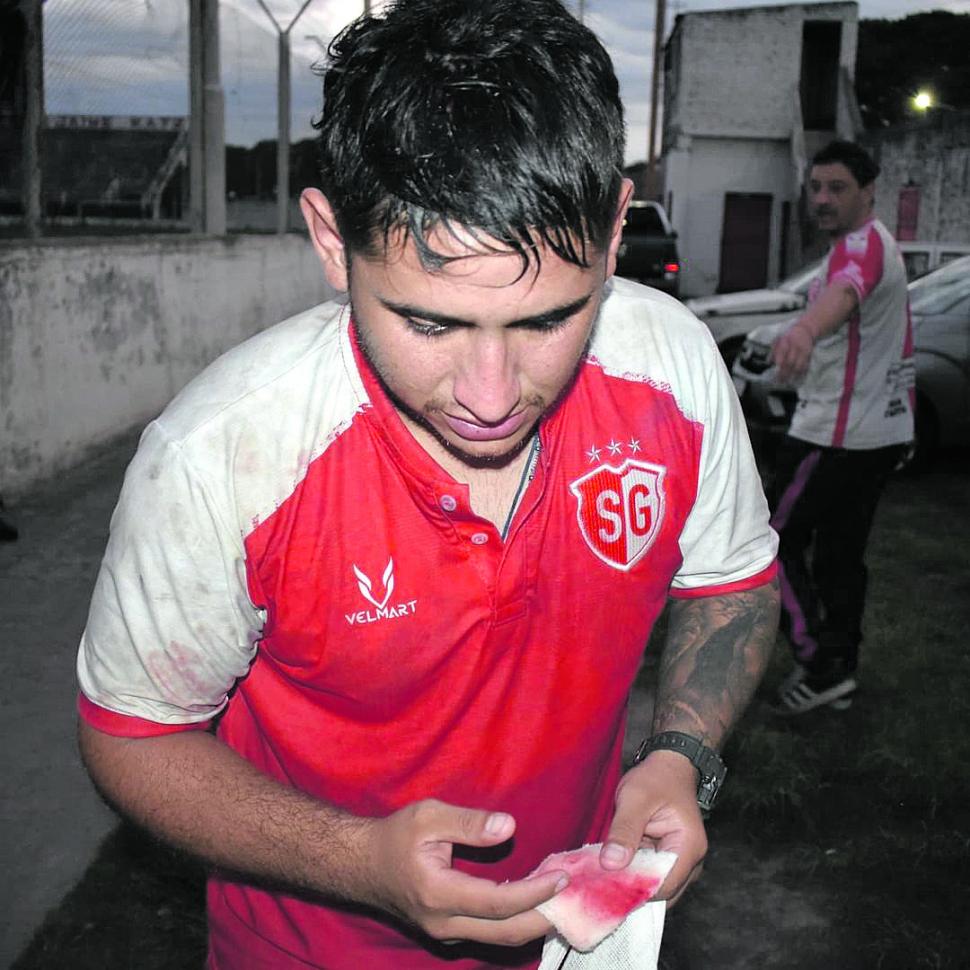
[664, 262, 680, 273]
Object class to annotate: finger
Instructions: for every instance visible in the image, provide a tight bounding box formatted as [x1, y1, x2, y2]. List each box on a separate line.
[400, 800, 516, 856]
[418, 802, 516, 849]
[432, 865, 568, 921]
[434, 907, 554, 948]
[600, 806, 646, 870]
[662, 860, 704, 909]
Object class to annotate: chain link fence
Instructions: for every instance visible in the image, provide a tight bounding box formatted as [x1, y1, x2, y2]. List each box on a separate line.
[1, 0, 373, 237]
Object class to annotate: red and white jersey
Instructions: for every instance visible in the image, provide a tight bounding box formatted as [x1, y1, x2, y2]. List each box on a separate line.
[77, 276, 776, 970]
[790, 218, 915, 449]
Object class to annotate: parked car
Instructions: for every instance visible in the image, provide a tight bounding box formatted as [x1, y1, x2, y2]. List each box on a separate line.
[685, 259, 821, 367]
[688, 240, 970, 369]
[899, 240, 970, 282]
[615, 200, 680, 296]
[731, 254, 970, 467]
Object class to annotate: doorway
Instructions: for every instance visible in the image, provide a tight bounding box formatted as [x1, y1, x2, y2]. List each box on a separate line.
[719, 192, 773, 293]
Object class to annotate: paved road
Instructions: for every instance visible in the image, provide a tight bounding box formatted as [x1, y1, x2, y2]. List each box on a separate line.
[0, 430, 141, 966]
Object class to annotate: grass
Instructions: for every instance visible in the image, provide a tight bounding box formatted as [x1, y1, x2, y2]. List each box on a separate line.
[12, 450, 970, 969]
[665, 448, 970, 970]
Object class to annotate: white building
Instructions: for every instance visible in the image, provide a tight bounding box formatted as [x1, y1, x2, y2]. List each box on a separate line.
[662, 2, 862, 297]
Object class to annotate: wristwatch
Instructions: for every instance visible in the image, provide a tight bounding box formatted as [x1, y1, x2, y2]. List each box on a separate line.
[633, 731, 727, 813]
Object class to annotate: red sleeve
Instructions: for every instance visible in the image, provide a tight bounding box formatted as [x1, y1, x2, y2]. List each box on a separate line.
[668, 559, 777, 600]
[78, 692, 211, 738]
[826, 223, 884, 304]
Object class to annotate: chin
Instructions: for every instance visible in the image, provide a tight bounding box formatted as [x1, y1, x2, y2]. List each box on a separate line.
[437, 428, 536, 469]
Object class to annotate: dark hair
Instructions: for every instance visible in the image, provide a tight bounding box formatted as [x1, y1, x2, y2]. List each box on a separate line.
[313, 0, 625, 273]
[811, 140, 880, 188]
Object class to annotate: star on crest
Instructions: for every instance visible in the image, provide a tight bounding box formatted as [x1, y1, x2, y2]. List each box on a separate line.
[607, 439, 623, 456]
[586, 444, 602, 464]
[628, 438, 642, 454]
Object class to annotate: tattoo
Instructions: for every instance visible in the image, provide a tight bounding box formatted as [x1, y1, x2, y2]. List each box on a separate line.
[652, 579, 780, 748]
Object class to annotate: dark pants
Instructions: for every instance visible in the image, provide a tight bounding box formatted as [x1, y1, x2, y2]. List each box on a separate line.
[769, 436, 904, 677]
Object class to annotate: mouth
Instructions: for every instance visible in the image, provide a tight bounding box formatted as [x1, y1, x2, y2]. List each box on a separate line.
[441, 410, 529, 442]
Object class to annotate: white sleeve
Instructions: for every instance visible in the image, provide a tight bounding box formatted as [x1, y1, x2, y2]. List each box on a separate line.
[670, 335, 778, 596]
[77, 420, 263, 731]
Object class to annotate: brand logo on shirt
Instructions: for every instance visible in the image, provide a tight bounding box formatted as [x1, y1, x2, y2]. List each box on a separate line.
[345, 558, 418, 625]
[569, 458, 667, 571]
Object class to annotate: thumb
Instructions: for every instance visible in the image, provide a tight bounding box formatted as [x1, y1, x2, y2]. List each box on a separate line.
[424, 802, 516, 848]
[600, 811, 642, 871]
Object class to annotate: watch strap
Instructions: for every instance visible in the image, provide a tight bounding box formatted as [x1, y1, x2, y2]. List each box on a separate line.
[633, 731, 727, 813]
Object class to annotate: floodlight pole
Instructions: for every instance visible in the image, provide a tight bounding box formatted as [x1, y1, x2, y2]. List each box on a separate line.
[189, 0, 226, 234]
[20, 0, 44, 238]
[647, 0, 666, 176]
[255, 0, 316, 235]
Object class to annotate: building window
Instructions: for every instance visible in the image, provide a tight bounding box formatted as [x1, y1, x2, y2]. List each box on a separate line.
[800, 21, 841, 130]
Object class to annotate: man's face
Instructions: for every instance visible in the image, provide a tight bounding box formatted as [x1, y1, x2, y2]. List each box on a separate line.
[808, 162, 875, 237]
[348, 228, 613, 467]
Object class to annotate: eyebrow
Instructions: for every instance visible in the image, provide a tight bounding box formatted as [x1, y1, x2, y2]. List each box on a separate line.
[378, 293, 594, 329]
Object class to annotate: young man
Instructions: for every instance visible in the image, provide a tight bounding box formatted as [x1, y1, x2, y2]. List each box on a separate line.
[770, 140, 914, 715]
[76, 2, 779, 966]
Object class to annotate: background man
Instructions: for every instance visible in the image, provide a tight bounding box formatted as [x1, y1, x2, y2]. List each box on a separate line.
[770, 140, 914, 716]
[76, 2, 779, 967]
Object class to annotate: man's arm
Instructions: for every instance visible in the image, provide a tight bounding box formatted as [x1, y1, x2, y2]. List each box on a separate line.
[78, 721, 564, 945]
[771, 280, 858, 384]
[599, 580, 780, 900]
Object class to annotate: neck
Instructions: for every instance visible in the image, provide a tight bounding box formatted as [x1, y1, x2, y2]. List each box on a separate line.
[402, 414, 539, 530]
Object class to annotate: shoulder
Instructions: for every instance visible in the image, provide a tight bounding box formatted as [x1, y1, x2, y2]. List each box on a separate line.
[141, 299, 366, 528]
[156, 299, 359, 442]
[593, 276, 716, 355]
[588, 277, 721, 408]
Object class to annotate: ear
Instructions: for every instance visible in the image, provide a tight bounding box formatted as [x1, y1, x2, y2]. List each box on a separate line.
[605, 178, 635, 279]
[300, 188, 349, 292]
[861, 181, 876, 212]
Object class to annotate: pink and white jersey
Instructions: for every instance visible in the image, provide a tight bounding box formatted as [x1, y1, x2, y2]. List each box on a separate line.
[790, 218, 915, 449]
[77, 276, 776, 970]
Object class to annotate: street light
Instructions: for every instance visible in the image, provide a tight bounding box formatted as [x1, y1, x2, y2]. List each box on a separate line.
[913, 91, 933, 111]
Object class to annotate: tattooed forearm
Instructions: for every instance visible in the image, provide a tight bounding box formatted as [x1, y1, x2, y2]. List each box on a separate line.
[652, 579, 780, 749]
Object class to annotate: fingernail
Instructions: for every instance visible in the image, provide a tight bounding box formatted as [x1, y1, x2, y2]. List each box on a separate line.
[555, 875, 569, 893]
[601, 843, 628, 866]
[484, 812, 512, 837]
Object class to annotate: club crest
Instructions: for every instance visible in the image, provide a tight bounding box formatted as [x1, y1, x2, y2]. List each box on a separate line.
[569, 459, 667, 571]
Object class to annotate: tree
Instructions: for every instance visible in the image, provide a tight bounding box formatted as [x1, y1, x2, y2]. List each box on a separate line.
[856, 12, 970, 128]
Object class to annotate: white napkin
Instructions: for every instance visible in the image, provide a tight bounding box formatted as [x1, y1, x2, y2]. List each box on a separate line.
[537, 900, 666, 970]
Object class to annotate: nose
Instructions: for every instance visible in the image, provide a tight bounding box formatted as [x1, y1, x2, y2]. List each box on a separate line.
[813, 187, 833, 208]
[452, 331, 520, 424]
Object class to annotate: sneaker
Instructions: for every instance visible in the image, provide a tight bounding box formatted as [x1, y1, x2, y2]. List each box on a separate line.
[779, 663, 807, 693]
[773, 674, 857, 715]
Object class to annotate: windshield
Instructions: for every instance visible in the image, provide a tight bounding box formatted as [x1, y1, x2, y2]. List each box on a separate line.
[779, 259, 823, 295]
[623, 206, 665, 234]
[908, 257, 970, 315]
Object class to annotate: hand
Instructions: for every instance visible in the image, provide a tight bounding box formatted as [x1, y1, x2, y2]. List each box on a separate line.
[599, 752, 707, 907]
[770, 320, 815, 385]
[366, 799, 567, 945]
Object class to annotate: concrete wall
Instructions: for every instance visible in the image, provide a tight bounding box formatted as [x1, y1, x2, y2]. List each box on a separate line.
[662, 2, 859, 296]
[664, 2, 857, 143]
[0, 233, 335, 497]
[865, 114, 970, 245]
[666, 137, 796, 297]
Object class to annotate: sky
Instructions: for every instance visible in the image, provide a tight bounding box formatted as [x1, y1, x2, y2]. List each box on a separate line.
[43, 0, 970, 166]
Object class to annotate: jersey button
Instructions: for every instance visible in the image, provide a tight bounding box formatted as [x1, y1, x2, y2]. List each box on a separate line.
[470, 532, 489, 545]
[440, 494, 458, 512]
